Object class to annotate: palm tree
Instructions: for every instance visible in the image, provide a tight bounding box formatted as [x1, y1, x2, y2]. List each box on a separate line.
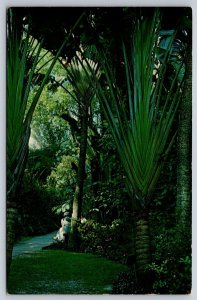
[7, 8, 83, 274]
[95, 9, 183, 274]
[7, 9, 45, 274]
[59, 56, 99, 249]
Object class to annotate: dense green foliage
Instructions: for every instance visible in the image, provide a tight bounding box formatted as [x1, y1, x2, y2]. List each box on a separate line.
[78, 218, 134, 263]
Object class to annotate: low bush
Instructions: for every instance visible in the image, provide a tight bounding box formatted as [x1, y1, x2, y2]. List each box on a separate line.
[112, 271, 137, 294]
[112, 268, 155, 294]
[78, 219, 134, 265]
[147, 227, 191, 294]
[146, 256, 191, 294]
[16, 181, 59, 239]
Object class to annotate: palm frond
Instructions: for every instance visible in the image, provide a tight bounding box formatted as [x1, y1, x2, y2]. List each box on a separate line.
[7, 8, 85, 197]
[96, 9, 183, 209]
[66, 54, 100, 104]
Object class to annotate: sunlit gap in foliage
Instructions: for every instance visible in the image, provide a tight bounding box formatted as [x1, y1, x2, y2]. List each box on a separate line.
[29, 129, 42, 150]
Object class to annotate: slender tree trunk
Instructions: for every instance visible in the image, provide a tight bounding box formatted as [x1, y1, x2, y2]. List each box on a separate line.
[135, 209, 151, 274]
[176, 41, 192, 234]
[89, 107, 102, 194]
[70, 103, 88, 249]
[7, 199, 18, 278]
[90, 154, 100, 194]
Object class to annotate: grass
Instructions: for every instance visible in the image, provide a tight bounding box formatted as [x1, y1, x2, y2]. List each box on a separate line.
[8, 250, 129, 294]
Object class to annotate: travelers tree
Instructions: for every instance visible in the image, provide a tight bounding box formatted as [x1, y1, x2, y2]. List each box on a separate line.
[94, 9, 184, 274]
[60, 57, 99, 249]
[7, 7, 84, 274]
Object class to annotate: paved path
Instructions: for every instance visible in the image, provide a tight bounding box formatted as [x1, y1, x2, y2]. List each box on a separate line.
[12, 231, 57, 257]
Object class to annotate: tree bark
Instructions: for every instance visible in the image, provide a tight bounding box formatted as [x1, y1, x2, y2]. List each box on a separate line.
[176, 41, 192, 234]
[6, 200, 18, 279]
[7, 127, 30, 277]
[70, 103, 88, 249]
[135, 210, 151, 274]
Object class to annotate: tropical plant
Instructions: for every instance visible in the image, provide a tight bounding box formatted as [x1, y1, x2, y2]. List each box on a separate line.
[92, 9, 184, 274]
[146, 226, 191, 294]
[57, 56, 100, 249]
[7, 7, 84, 274]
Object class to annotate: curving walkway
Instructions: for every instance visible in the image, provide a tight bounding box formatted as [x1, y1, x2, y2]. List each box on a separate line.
[12, 231, 57, 257]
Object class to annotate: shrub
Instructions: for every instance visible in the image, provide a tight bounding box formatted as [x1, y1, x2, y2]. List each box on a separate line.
[146, 255, 191, 294]
[16, 180, 59, 239]
[78, 219, 134, 264]
[112, 268, 154, 294]
[112, 271, 137, 294]
[146, 227, 191, 294]
[84, 180, 130, 225]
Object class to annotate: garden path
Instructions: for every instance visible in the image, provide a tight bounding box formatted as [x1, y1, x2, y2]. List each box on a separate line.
[12, 231, 57, 257]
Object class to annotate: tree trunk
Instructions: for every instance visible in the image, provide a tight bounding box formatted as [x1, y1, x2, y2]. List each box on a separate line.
[176, 41, 192, 234]
[7, 127, 30, 276]
[90, 147, 101, 195]
[70, 103, 88, 249]
[135, 210, 151, 274]
[7, 199, 18, 278]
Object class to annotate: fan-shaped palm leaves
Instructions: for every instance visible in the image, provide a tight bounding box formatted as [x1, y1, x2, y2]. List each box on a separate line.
[7, 9, 76, 199]
[61, 56, 99, 248]
[95, 9, 183, 273]
[66, 55, 99, 101]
